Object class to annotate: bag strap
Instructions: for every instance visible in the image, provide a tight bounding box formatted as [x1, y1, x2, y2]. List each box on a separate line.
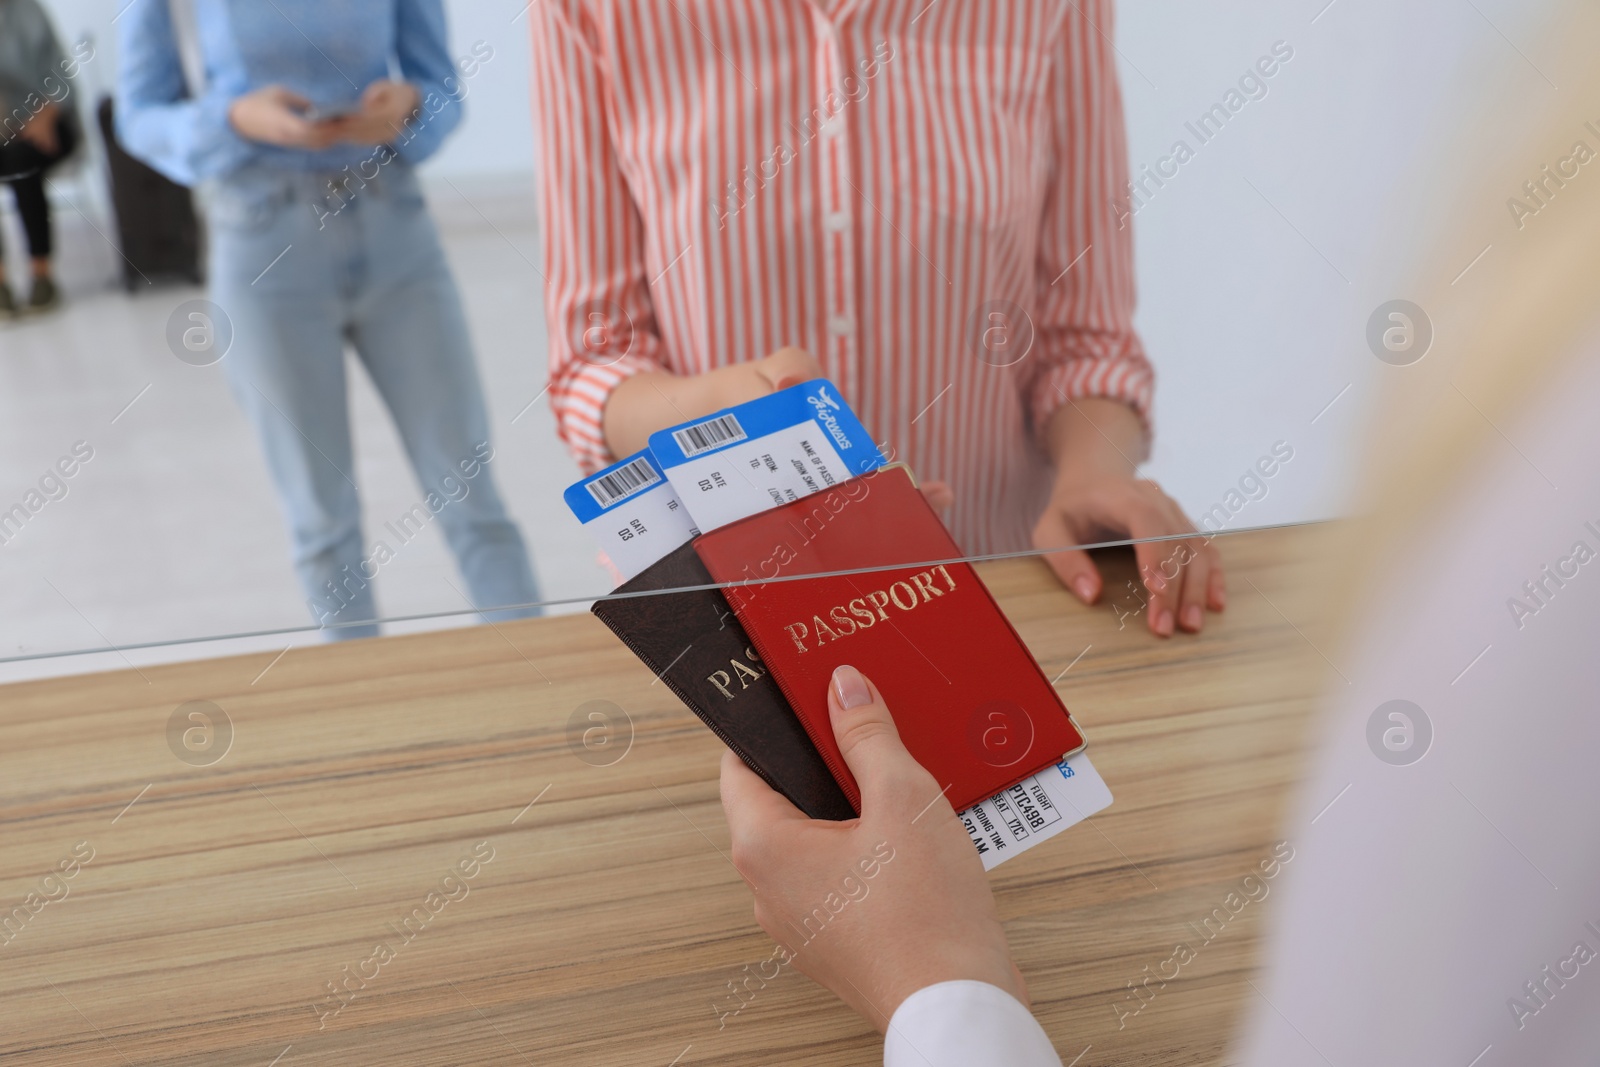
[166, 0, 206, 98]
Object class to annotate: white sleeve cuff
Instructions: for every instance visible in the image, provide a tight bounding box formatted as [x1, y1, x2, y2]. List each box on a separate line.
[884, 980, 1064, 1067]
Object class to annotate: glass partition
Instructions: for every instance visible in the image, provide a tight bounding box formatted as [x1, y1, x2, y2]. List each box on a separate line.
[0, 0, 1562, 670]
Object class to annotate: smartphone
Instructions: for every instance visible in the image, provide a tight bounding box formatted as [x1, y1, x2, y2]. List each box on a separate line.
[305, 100, 362, 122]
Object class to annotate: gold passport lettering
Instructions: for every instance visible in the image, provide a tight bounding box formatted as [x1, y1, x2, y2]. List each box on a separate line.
[782, 565, 957, 653]
[708, 646, 767, 700]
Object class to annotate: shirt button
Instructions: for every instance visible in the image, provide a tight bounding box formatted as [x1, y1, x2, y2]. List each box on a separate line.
[830, 315, 853, 337]
[820, 115, 845, 139]
[825, 211, 849, 232]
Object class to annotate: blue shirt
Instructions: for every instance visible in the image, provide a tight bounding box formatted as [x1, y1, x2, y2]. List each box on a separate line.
[116, 0, 463, 186]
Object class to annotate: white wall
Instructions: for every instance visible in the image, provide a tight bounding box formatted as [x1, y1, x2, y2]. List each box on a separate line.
[1117, 0, 1562, 529]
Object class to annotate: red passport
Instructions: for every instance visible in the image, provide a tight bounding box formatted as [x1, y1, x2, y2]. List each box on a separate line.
[693, 465, 1085, 814]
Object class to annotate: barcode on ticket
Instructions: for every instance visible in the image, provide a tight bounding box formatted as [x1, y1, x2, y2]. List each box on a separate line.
[672, 413, 747, 458]
[585, 455, 661, 509]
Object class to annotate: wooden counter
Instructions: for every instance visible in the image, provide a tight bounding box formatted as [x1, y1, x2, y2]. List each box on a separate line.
[0, 525, 1328, 1066]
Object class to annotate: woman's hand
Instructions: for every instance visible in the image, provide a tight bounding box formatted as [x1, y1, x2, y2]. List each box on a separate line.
[603, 346, 953, 509]
[603, 346, 823, 457]
[1031, 398, 1225, 636]
[317, 80, 422, 147]
[227, 86, 336, 149]
[720, 665, 1027, 1033]
[18, 102, 61, 156]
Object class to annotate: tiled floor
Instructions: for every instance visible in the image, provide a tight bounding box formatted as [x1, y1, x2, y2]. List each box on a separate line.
[0, 175, 606, 683]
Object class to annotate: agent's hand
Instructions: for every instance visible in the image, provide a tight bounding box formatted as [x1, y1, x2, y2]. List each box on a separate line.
[719, 665, 1027, 1033]
[227, 85, 337, 149]
[1032, 398, 1224, 636]
[18, 102, 60, 156]
[318, 80, 422, 147]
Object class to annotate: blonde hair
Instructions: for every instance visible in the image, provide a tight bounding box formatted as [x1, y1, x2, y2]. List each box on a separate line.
[1330, 4, 1600, 642]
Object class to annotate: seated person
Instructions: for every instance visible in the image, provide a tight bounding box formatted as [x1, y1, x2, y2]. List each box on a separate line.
[0, 0, 80, 316]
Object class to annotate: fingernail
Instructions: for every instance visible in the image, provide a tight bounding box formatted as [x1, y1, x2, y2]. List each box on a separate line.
[1215, 589, 1228, 610]
[1071, 576, 1096, 602]
[1157, 610, 1174, 636]
[832, 665, 871, 709]
[1182, 605, 1203, 631]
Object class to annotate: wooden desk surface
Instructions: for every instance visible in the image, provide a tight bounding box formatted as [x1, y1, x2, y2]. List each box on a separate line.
[0, 526, 1326, 1067]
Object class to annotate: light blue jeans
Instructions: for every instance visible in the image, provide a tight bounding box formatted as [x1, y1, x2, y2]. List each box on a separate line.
[205, 161, 538, 639]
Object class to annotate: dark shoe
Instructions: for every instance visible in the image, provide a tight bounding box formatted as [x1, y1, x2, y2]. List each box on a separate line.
[26, 275, 60, 314]
[0, 283, 16, 320]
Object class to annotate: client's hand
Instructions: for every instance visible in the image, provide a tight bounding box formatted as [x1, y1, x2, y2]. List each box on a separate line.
[603, 347, 953, 510]
[1032, 398, 1225, 636]
[708, 345, 828, 404]
[719, 665, 1026, 1033]
[604, 346, 823, 456]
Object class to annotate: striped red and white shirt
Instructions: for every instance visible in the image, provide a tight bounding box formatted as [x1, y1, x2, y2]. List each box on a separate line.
[530, 0, 1153, 553]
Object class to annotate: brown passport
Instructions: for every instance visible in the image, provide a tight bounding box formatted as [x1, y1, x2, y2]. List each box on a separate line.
[590, 540, 856, 821]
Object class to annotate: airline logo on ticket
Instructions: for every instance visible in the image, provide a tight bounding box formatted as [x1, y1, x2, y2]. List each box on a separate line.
[562, 450, 699, 581]
[648, 380, 886, 533]
[960, 753, 1113, 872]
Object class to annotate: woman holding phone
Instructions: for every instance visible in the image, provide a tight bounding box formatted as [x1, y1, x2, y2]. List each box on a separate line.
[117, 0, 537, 638]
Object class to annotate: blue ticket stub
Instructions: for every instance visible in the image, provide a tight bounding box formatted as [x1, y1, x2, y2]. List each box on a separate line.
[562, 450, 699, 581]
[647, 379, 886, 532]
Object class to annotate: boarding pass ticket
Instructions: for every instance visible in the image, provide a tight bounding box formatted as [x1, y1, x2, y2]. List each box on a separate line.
[562, 450, 700, 582]
[962, 753, 1113, 872]
[647, 380, 887, 533]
